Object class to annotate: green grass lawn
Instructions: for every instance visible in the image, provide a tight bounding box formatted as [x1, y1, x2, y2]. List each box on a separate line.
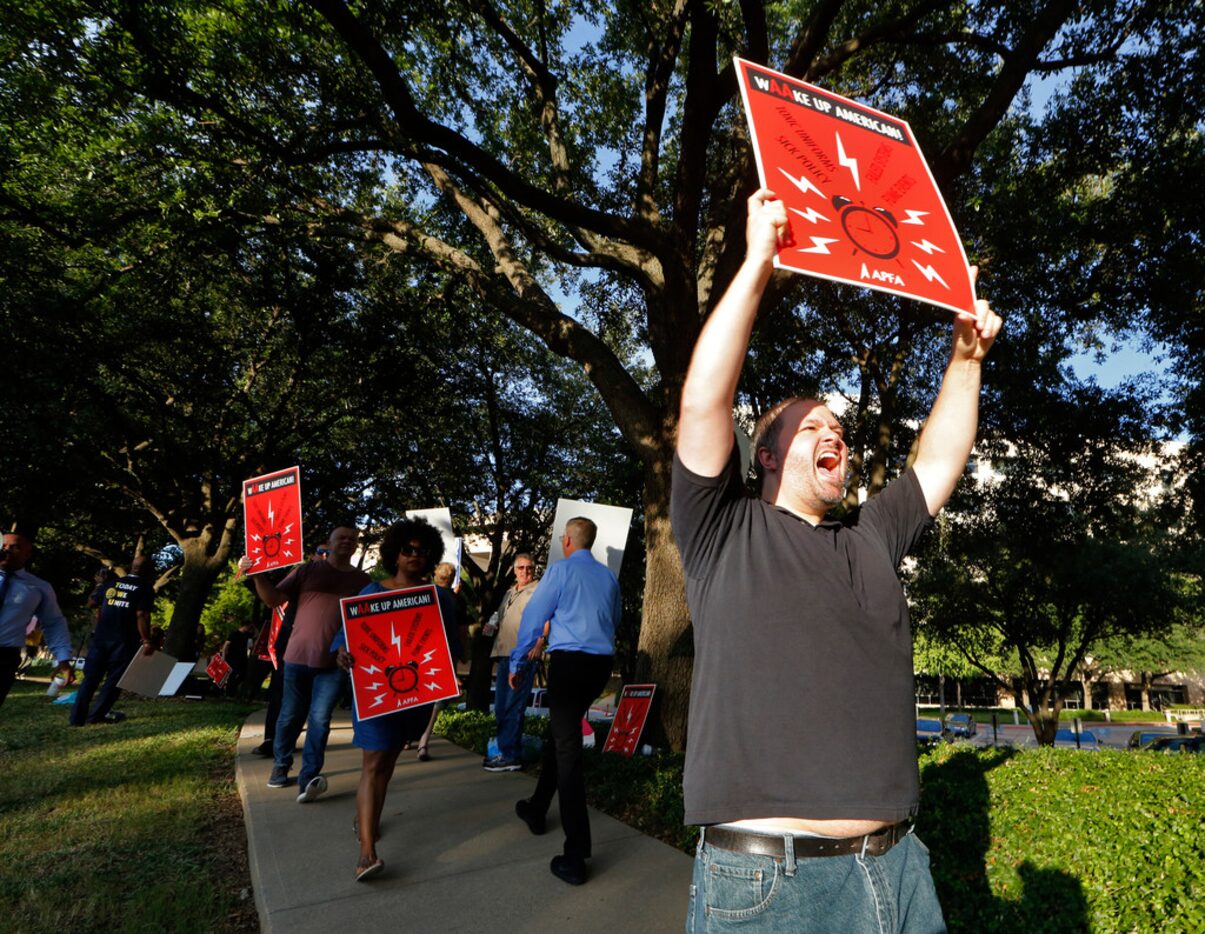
[0, 678, 259, 933]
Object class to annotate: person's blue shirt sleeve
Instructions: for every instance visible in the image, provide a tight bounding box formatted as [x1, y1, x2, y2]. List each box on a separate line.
[330, 580, 384, 653]
[34, 580, 73, 663]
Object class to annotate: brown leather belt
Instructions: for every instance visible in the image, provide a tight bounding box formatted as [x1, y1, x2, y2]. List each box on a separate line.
[703, 820, 912, 860]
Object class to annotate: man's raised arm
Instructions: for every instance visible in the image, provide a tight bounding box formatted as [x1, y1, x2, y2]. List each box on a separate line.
[912, 266, 1003, 516]
[676, 189, 791, 477]
[237, 555, 289, 608]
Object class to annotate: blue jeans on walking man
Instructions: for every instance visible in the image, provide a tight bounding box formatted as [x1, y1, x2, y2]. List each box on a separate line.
[493, 655, 537, 761]
[273, 662, 344, 787]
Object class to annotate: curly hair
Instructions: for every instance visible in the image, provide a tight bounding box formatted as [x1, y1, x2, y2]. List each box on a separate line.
[379, 517, 445, 577]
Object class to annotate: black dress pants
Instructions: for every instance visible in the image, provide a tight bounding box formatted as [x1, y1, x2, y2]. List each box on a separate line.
[530, 650, 612, 860]
[0, 646, 21, 706]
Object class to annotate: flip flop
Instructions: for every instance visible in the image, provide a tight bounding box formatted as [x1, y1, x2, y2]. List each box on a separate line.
[355, 857, 384, 882]
[417, 745, 431, 761]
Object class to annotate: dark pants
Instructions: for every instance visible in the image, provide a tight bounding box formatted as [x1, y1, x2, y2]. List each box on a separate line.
[0, 646, 21, 706]
[529, 651, 612, 860]
[260, 625, 291, 741]
[465, 632, 495, 711]
[70, 639, 136, 725]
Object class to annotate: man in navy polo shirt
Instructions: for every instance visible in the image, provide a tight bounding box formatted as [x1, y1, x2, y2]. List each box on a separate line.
[70, 555, 156, 725]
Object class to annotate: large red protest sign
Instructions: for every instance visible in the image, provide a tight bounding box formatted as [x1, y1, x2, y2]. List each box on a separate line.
[602, 684, 656, 757]
[340, 585, 459, 722]
[243, 467, 304, 575]
[735, 58, 974, 315]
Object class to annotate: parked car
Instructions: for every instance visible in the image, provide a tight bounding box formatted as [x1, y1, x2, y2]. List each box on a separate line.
[1127, 729, 1176, 749]
[916, 718, 948, 747]
[1052, 727, 1100, 750]
[1141, 735, 1205, 754]
[944, 712, 978, 738]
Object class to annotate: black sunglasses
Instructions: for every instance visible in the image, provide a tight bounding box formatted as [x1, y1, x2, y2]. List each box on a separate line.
[399, 542, 430, 558]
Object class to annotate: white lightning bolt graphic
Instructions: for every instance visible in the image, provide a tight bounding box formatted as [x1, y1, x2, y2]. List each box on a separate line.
[425, 681, 442, 692]
[390, 624, 402, 656]
[798, 237, 840, 254]
[361, 664, 381, 676]
[912, 239, 944, 255]
[419, 649, 437, 665]
[424, 668, 442, 676]
[911, 259, 949, 289]
[835, 133, 860, 190]
[777, 167, 824, 199]
[901, 210, 928, 226]
[267, 502, 275, 525]
[365, 681, 382, 691]
[369, 693, 387, 708]
[789, 206, 830, 225]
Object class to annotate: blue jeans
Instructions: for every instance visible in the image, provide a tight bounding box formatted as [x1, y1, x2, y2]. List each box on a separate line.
[687, 831, 945, 933]
[493, 655, 536, 761]
[273, 663, 344, 787]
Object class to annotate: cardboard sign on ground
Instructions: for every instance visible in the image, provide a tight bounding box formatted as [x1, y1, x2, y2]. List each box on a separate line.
[117, 649, 179, 697]
[243, 466, 304, 575]
[602, 684, 656, 757]
[340, 585, 459, 722]
[159, 662, 195, 697]
[734, 57, 975, 315]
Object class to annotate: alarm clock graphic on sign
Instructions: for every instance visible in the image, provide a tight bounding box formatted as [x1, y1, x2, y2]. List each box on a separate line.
[831, 196, 901, 260]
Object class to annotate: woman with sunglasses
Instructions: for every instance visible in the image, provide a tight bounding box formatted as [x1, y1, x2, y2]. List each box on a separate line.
[333, 516, 464, 881]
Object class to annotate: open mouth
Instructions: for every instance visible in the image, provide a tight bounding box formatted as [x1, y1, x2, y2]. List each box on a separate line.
[816, 449, 843, 482]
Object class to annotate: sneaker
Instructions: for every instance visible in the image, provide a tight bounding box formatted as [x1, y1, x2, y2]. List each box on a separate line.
[251, 740, 274, 757]
[267, 766, 291, 788]
[297, 775, 328, 803]
[483, 755, 522, 772]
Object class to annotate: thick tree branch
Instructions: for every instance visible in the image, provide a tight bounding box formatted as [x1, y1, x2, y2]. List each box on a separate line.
[933, 0, 1079, 187]
[637, 0, 690, 223]
[308, 0, 661, 252]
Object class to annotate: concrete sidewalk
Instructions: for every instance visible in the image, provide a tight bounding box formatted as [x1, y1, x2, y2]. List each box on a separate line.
[235, 709, 694, 933]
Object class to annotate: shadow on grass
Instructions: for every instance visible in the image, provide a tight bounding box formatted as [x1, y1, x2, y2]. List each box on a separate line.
[917, 747, 1089, 934]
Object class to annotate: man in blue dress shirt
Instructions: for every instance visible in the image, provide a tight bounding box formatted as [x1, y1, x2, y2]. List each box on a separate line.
[510, 516, 621, 886]
[0, 528, 74, 708]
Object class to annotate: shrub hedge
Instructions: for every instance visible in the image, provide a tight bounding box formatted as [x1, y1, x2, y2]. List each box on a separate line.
[437, 710, 1204, 932]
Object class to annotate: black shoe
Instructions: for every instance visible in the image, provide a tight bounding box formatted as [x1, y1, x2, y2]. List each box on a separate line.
[267, 766, 291, 788]
[251, 740, 274, 757]
[550, 855, 587, 885]
[515, 799, 546, 835]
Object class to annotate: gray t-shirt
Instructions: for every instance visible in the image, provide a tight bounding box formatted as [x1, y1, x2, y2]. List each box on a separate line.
[671, 445, 932, 825]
